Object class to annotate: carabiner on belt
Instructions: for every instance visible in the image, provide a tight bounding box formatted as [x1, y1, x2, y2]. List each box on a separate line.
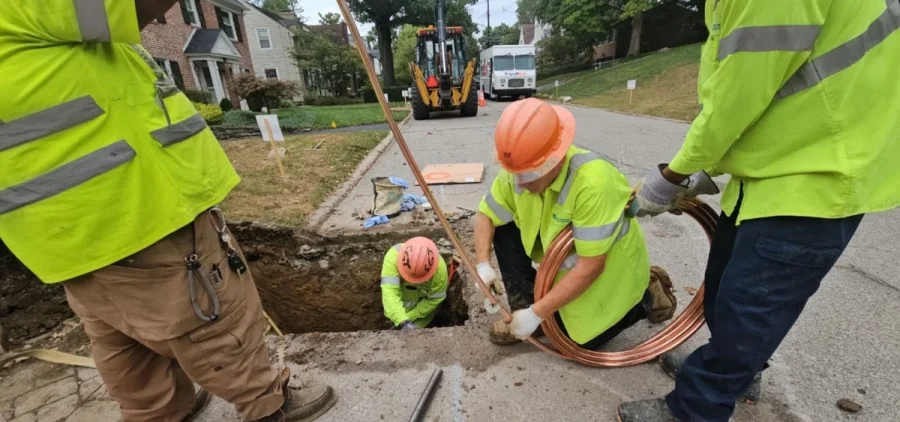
[185, 253, 220, 322]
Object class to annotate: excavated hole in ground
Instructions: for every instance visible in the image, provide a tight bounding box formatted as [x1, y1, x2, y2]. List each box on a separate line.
[0, 222, 472, 348]
[232, 223, 470, 334]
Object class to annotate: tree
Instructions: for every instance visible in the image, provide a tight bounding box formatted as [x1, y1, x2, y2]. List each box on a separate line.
[318, 12, 342, 25]
[622, 0, 656, 55]
[517, 0, 540, 24]
[534, 0, 623, 53]
[233, 74, 300, 111]
[393, 25, 419, 86]
[535, 33, 588, 78]
[478, 23, 520, 49]
[293, 30, 364, 96]
[349, 0, 477, 86]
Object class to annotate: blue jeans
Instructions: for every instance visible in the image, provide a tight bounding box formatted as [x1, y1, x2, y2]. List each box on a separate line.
[666, 193, 863, 422]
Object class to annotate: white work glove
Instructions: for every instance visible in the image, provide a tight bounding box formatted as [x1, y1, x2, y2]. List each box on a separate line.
[477, 262, 504, 314]
[509, 306, 544, 339]
[400, 321, 417, 332]
[631, 165, 719, 217]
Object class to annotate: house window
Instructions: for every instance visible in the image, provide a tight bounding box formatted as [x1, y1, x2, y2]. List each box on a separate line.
[257, 28, 272, 50]
[264, 68, 279, 80]
[220, 10, 237, 40]
[184, 0, 200, 27]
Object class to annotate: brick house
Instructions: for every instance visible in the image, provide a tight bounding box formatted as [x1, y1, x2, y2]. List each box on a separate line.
[141, 0, 254, 105]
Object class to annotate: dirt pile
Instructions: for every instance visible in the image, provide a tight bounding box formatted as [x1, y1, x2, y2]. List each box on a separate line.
[0, 242, 73, 346]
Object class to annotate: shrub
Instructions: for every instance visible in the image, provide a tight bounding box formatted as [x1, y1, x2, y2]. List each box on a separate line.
[233, 74, 300, 112]
[220, 110, 257, 126]
[361, 86, 407, 103]
[219, 98, 234, 112]
[184, 89, 213, 104]
[193, 102, 223, 124]
[304, 95, 363, 106]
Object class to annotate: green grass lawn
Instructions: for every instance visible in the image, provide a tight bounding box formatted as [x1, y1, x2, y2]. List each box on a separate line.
[221, 131, 388, 225]
[536, 44, 704, 121]
[216, 103, 409, 130]
[280, 104, 409, 130]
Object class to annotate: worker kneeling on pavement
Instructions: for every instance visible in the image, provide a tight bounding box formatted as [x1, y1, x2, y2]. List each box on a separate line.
[475, 98, 679, 348]
[381, 237, 449, 331]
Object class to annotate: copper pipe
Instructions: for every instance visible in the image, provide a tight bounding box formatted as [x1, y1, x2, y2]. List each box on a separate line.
[336, 0, 712, 364]
[534, 198, 718, 367]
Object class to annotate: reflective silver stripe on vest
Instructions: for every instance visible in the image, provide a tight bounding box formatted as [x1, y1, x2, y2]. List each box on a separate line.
[0, 96, 103, 153]
[561, 252, 579, 270]
[778, 2, 900, 98]
[572, 213, 624, 242]
[0, 141, 135, 215]
[616, 219, 631, 241]
[74, 0, 111, 42]
[381, 276, 400, 286]
[557, 152, 604, 205]
[484, 191, 514, 224]
[150, 114, 208, 147]
[718, 25, 821, 61]
[428, 291, 447, 300]
[393, 244, 403, 252]
[403, 301, 417, 309]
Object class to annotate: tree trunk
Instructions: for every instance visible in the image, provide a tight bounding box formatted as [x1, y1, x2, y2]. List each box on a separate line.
[377, 25, 396, 86]
[628, 11, 643, 56]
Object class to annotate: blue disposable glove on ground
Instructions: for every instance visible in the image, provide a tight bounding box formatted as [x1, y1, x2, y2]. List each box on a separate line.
[402, 193, 428, 204]
[364, 215, 389, 228]
[389, 177, 409, 189]
[400, 199, 416, 212]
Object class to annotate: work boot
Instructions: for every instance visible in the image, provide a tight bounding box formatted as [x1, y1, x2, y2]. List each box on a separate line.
[253, 368, 337, 422]
[647, 266, 677, 323]
[182, 388, 212, 422]
[488, 320, 544, 346]
[659, 350, 762, 404]
[616, 398, 681, 422]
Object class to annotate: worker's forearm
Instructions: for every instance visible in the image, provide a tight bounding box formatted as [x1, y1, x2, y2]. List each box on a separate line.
[136, 0, 179, 29]
[532, 259, 604, 319]
[474, 212, 495, 263]
[662, 167, 689, 184]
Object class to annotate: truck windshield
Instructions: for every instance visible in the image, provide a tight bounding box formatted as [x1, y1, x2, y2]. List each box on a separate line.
[515, 55, 536, 70]
[494, 55, 514, 71]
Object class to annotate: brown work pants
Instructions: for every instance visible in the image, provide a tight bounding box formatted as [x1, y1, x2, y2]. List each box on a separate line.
[64, 210, 285, 421]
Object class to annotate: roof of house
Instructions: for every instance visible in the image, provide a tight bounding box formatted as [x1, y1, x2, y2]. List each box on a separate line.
[368, 49, 381, 60]
[184, 29, 224, 54]
[521, 23, 535, 44]
[246, 2, 304, 29]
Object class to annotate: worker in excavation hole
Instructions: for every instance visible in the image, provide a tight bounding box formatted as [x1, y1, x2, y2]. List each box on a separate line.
[474, 98, 691, 349]
[380, 237, 449, 330]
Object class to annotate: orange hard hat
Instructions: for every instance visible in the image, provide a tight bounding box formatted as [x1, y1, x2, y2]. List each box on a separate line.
[398, 237, 439, 284]
[494, 98, 576, 183]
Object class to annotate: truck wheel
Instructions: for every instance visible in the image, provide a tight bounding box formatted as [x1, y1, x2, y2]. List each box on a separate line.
[410, 87, 430, 120]
[460, 83, 479, 117]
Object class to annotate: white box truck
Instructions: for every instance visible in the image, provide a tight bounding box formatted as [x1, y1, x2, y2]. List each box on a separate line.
[479, 45, 537, 100]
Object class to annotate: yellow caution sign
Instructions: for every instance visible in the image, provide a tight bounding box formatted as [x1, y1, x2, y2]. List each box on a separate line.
[331, 121, 337, 128]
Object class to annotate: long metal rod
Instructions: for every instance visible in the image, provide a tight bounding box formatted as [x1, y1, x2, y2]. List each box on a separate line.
[408, 368, 443, 422]
[337, 0, 576, 357]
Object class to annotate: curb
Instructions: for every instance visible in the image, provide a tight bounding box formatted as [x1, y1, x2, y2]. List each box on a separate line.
[539, 98, 694, 125]
[305, 112, 413, 231]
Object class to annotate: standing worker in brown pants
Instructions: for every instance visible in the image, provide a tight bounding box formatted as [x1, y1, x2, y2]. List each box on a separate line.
[0, 2, 335, 421]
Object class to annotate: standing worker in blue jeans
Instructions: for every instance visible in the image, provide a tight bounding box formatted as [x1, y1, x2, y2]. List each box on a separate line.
[617, 0, 900, 421]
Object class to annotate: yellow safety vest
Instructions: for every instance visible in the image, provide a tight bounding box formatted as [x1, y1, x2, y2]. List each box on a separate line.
[0, 2, 240, 283]
[380, 244, 448, 328]
[478, 147, 650, 344]
[670, 0, 900, 222]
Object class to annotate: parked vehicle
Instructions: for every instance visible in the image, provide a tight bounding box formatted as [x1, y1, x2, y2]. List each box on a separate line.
[479, 45, 537, 100]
